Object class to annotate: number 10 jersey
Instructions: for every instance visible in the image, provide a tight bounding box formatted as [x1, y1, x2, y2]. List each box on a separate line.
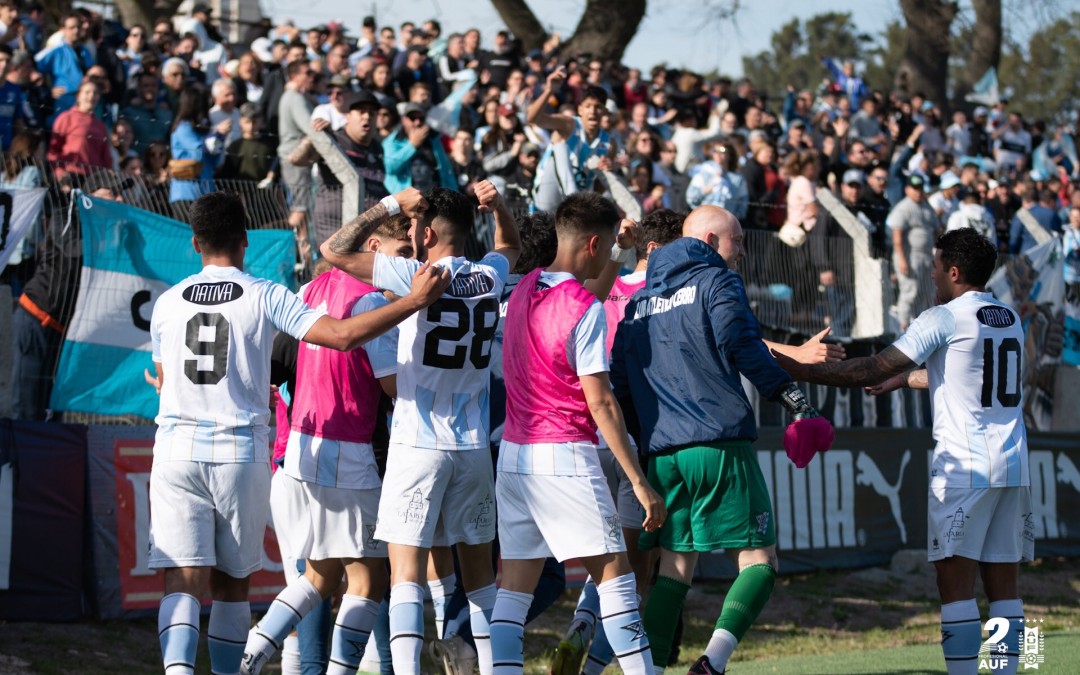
[151, 265, 322, 464]
[374, 252, 509, 451]
[892, 290, 1028, 489]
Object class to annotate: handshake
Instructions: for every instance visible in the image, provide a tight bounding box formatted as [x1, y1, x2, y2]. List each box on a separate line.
[777, 382, 834, 468]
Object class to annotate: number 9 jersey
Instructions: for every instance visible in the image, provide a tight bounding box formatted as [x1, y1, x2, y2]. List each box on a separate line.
[151, 265, 323, 464]
[373, 252, 509, 450]
[891, 290, 1028, 489]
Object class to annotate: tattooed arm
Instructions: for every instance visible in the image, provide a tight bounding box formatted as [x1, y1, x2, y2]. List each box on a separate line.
[319, 188, 429, 283]
[776, 345, 918, 389]
[866, 368, 928, 396]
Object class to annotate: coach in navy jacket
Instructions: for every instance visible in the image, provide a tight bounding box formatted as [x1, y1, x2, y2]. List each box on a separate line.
[612, 235, 792, 455]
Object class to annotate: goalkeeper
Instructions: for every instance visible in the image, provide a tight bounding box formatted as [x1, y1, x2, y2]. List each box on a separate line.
[611, 205, 835, 675]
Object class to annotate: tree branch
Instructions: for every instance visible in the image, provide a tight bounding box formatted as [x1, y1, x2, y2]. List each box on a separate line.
[490, 0, 549, 52]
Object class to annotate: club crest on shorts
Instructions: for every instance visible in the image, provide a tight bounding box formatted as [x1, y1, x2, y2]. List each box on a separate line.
[472, 494, 494, 530]
[605, 514, 622, 540]
[366, 524, 380, 548]
[756, 511, 771, 535]
[946, 507, 968, 543]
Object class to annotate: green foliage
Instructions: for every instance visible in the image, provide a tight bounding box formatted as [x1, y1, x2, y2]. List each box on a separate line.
[998, 12, 1080, 123]
[862, 20, 907, 93]
[741, 12, 874, 100]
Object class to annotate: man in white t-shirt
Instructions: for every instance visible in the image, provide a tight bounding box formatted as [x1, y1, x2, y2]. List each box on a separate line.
[319, 181, 521, 675]
[150, 192, 448, 675]
[783, 227, 1032, 675]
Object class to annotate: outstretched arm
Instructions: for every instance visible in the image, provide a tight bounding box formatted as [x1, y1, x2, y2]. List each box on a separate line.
[320, 188, 429, 283]
[778, 345, 917, 389]
[765, 326, 846, 370]
[475, 179, 521, 271]
[526, 66, 575, 139]
[867, 368, 928, 395]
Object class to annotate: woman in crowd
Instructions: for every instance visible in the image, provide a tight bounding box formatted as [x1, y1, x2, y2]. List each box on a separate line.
[232, 51, 265, 105]
[169, 86, 230, 221]
[47, 80, 111, 180]
[479, 103, 526, 188]
[742, 137, 786, 230]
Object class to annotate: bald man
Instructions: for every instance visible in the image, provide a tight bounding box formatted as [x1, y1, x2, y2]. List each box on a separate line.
[612, 205, 834, 675]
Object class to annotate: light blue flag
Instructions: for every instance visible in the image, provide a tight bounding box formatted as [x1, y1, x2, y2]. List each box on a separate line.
[49, 193, 295, 420]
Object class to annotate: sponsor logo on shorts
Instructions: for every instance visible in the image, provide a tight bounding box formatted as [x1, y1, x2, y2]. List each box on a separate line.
[472, 494, 494, 530]
[400, 488, 429, 525]
[1023, 512, 1035, 544]
[946, 507, 968, 543]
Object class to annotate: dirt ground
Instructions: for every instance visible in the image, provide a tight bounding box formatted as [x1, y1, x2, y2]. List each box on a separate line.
[1, 554, 1077, 674]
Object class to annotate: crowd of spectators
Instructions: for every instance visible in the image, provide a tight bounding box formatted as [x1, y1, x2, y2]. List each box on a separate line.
[3, 3, 1080, 420]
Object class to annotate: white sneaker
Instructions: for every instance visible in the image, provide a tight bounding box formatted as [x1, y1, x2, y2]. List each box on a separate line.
[429, 634, 479, 675]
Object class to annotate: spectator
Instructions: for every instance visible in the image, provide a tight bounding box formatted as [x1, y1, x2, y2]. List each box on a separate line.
[20, 1, 44, 54]
[479, 30, 516, 89]
[502, 141, 539, 216]
[1065, 205, 1080, 297]
[1009, 182, 1061, 254]
[311, 73, 348, 131]
[0, 44, 30, 150]
[821, 57, 869, 108]
[382, 102, 454, 193]
[859, 163, 892, 258]
[120, 70, 173, 154]
[448, 127, 485, 196]
[277, 58, 316, 253]
[928, 172, 962, 227]
[110, 117, 137, 168]
[393, 45, 438, 102]
[209, 77, 242, 145]
[479, 102, 526, 186]
[115, 24, 145, 81]
[945, 110, 970, 158]
[849, 96, 885, 148]
[946, 190, 997, 246]
[34, 12, 92, 117]
[742, 139, 785, 230]
[0, 129, 44, 280]
[686, 141, 748, 218]
[47, 80, 110, 177]
[232, 51, 265, 105]
[169, 86, 229, 221]
[888, 174, 938, 330]
[218, 102, 273, 182]
[993, 112, 1031, 179]
[366, 60, 396, 108]
[160, 57, 189, 114]
[260, 41, 306, 146]
[671, 107, 724, 173]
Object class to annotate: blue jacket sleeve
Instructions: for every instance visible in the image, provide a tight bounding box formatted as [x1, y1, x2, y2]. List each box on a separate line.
[708, 273, 792, 401]
[609, 316, 641, 447]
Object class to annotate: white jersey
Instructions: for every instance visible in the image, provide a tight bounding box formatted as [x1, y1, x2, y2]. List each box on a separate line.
[892, 291, 1028, 488]
[151, 265, 322, 463]
[374, 252, 509, 450]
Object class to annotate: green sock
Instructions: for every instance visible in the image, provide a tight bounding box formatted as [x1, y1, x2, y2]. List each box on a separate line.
[715, 563, 776, 641]
[642, 575, 691, 668]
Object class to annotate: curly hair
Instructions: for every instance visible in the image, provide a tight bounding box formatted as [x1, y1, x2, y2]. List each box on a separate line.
[425, 186, 475, 245]
[637, 208, 686, 260]
[936, 227, 997, 287]
[512, 211, 557, 274]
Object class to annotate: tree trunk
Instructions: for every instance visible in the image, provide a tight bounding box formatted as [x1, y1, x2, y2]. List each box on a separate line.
[490, 0, 647, 62]
[490, 0, 549, 52]
[113, 0, 186, 32]
[561, 0, 647, 62]
[954, 0, 1002, 107]
[895, 0, 958, 105]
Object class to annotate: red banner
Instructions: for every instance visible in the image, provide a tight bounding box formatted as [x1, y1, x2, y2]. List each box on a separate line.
[114, 439, 286, 610]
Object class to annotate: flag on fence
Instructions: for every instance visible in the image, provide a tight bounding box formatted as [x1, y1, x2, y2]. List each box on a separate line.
[49, 193, 296, 420]
[0, 187, 48, 268]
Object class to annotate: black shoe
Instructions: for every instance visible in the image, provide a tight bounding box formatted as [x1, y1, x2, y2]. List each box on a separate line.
[687, 655, 724, 675]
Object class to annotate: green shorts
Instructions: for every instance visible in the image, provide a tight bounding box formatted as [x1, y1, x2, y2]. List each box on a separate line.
[639, 441, 776, 553]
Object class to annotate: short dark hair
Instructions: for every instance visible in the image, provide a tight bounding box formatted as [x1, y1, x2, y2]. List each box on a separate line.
[554, 192, 619, 238]
[936, 227, 997, 287]
[425, 187, 474, 244]
[581, 85, 608, 106]
[373, 213, 411, 241]
[286, 59, 309, 80]
[513, 211, 557, 274]
[637, 209, 685, 260]
[189, 192, 247, 253]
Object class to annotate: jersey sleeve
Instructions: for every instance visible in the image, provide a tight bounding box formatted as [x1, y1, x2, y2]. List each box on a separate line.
[260, 280, 324, 340]
[150, 304, 162, 362]
[352, 292, 399, 378]
[570, 299, 609, 376]
[372, 253, 420, 297]
[479, 251, 511, 282]
[891, 305, 955, 365]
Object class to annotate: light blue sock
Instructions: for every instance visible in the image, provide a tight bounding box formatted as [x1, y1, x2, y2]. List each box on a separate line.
[583, 620, 614, 675]
[388, 582, 425, 675]
[941, 599, 981, 675]
[490, 588, 531, 675]
[328, 595, 380, 675]
[208, 600, 250, 675]
[159, 592, 200, 675]
[598, 573, 652, 675]
[242, 576, 323, 674]
[468, 583, 498, 675]
[573, 577, 601, 632]
[989, 599, 1023, 675]
[428, 575, 457, 639]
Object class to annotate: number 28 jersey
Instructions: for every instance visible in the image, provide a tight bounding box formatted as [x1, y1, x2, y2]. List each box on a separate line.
[151, 265, 322, 464]
[374, 252, 509, 450]
[892, 291, 1028, 489]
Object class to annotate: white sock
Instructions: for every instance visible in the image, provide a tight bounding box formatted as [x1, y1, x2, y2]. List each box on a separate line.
[598, 573, 652, 675]
[328, 595, 380, 675]
[468, 583, 498, 675]
[704, 629, 738, 672]
[428, 575, 458, 639]
[490, 588, 532, 675]
[243, 576, 322, 674]
[388, 582, 425, 675]
[159, 592, 200, 675]
[941, 599, 981, 675]
[280, 635, 301, 675]
[988, 599, 1023, 675]
[208, 600, 250, 675]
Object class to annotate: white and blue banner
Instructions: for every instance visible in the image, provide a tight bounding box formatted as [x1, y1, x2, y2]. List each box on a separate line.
[49, 194, 295, 420]
[0, 187, 48, 268]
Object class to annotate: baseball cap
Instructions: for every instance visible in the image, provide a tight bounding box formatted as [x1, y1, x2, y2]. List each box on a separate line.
[497, 103, 517, 118]
[939, 172, 961, 190]
[974, 105, 989, 117]
[907, 174, 926, 190]
[842, 169, 865, 185]
[401, 102, 426, 118]
[328, 74, 349, 89]
[521, 142, 540, 156]
[527, 48, 543, 60]
[348, 90, 380, 111]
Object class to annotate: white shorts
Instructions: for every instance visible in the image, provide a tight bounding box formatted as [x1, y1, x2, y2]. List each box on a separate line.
[273, 471, 387, 561]
[927, 486, 1035, 563]
[597, 447, 644, 531]
[496, 471, 625, 562]
[374, 445, 495, 548]
[149, 460, 271, 577]
[269, 470, 306, 583]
